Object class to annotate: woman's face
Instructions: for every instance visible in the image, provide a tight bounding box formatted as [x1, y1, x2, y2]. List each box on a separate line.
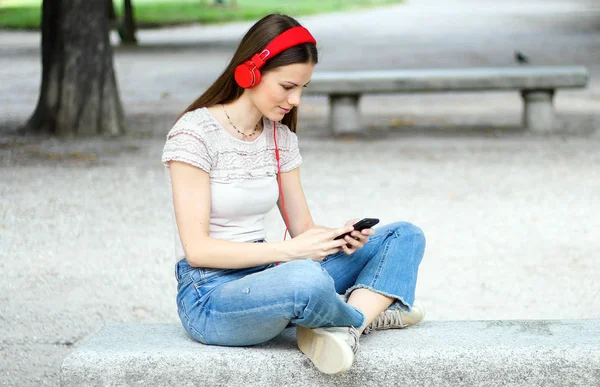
[248, 62, 315, 121]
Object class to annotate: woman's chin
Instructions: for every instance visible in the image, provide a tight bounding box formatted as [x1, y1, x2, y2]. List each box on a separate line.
[264, 111, 286, 122]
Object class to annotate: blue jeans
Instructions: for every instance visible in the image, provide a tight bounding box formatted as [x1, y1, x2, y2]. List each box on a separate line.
[174, 221, 425, 346]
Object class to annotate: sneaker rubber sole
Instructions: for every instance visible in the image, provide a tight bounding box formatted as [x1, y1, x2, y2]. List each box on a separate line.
[296, 326, 354, 374]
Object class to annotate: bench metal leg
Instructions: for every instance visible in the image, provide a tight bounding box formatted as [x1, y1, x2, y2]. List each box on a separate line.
[521, 90, 555, 132]
[329, 94, 361, 135]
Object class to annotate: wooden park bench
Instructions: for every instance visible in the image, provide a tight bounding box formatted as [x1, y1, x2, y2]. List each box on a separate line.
[304, 66, 589, 134]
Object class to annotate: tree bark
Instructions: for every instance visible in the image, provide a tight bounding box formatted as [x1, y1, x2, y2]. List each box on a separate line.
[24, 0, 125, 137]
[107, 0, 116, 24]
[118, 0, 138, 45]
[107, 0, 118, 30]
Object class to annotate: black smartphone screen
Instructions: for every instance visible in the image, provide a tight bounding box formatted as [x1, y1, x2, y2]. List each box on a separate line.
[334, 218, 380, 240]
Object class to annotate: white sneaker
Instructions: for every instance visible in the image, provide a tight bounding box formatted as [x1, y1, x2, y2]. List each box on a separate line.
[363, 300, 425, 334]
[296, 325, 360, 374]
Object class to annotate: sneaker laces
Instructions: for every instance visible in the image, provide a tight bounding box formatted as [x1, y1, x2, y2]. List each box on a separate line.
[363, 310, 406, 334]
[346, 326, 360, 355]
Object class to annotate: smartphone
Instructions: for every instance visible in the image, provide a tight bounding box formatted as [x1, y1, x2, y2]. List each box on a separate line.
[334, 218, 380, 240]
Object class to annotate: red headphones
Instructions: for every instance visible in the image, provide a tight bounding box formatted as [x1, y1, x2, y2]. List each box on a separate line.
[234, 26, 317, 89]
[272, 120, 289, 241]
[235, 25, 316, 241]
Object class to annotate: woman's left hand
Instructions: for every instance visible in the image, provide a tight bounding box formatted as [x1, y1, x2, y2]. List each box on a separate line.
[341, 218, 375, 255]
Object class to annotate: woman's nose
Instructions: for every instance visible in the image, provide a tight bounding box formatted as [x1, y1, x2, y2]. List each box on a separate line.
[288, 90, 302, 107]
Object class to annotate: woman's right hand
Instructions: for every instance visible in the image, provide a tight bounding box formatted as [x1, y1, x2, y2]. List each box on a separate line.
[286, 225, 355, 262]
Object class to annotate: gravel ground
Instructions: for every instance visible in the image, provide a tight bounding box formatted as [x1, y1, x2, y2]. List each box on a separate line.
[1, 0, 599, 385]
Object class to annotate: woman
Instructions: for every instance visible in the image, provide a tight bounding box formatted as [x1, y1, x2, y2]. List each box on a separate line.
[161, 13, 426, 375]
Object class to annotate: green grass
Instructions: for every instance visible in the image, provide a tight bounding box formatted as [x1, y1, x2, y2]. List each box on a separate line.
[0, 0, 403, 30]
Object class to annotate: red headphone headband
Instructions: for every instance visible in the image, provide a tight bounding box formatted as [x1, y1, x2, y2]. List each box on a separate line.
[234, 26, 317, 89]
[252, 26, 316, 69]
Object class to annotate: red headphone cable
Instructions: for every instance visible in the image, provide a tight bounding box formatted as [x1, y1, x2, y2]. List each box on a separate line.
[273, 120, 290, 241]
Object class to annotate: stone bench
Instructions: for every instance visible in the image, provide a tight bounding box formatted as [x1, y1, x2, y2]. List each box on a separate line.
[304, 66, 589, 134]
[61, 319, 600, 386]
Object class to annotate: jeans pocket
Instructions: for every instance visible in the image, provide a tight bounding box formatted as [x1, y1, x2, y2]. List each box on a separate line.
[321, 250, 345, 264]
[189, 268, 232, 301]
[191, 264, 272, 301]
[175, 259, 196, 288]
[189, 267, 236, 289]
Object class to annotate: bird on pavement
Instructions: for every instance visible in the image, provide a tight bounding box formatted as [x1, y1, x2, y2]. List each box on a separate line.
[514, 51, 530, 64]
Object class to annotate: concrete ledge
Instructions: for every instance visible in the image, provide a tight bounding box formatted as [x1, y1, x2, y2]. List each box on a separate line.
[61, 320, 600, 387]
[305, 67, 589, 94]
[303, 66, 589, 134]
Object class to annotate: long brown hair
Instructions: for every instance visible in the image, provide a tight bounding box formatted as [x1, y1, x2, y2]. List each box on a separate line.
[179, 14, 318, 132]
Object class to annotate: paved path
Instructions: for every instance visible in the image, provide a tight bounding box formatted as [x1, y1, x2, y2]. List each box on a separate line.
[1, 0, 600, 385]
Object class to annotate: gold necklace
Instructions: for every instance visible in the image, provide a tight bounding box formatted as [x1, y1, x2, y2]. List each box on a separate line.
[222, 104, 260, 140]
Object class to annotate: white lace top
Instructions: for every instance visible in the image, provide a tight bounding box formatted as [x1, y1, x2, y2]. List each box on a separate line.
[161, 107, 302, 261]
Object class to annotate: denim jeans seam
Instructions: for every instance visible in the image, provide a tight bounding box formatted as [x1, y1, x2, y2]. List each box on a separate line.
[395, 227, 422, 311]
[200, 302, 346, 327]
[175, 259, 196, 285]
[300, 306, 338, 326]
[201, 268, 239, 283]
[191, 270, 212, 290]
[192, 283, 216, 307]
[344, 284, 411, 311]
[347, 226, 419, 311]
[179, 299, 207, 344]
[369, 229, 395, 286]
[320, 250, 345, 265]
[392, 225, 406, 239]
[368, 231, 386, 241]
[205, 301, 297, 316]
[179, 273, 193, 287]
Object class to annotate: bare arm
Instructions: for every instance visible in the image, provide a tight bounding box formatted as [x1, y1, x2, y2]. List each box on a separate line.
[277, 168, 373, 256]
[169, 161, 351, 269]
[169, 161, 294, 268]
[277, 167, 340, 235]
[276, 167, 315, 237]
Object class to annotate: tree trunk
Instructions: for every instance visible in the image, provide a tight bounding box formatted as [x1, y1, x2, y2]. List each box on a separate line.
[107, 0, 116, 23]
[118, 0, 138, 45]
[107, 0, 117, 29]
[24, 0, 125, 137]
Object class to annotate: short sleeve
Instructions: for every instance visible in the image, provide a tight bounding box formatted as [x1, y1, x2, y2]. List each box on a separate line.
[161, 120, 212, 173]
[277, 124, 302, 173]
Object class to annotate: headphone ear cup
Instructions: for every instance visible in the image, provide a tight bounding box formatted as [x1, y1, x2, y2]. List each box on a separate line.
[250, 68, 261, 88]
[234, 61, 261, 89]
